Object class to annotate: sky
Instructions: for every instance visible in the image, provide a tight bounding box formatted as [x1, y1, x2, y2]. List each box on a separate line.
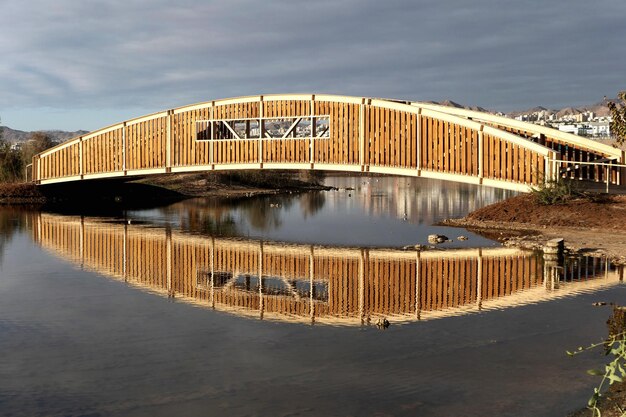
[1, 0, 625, 132]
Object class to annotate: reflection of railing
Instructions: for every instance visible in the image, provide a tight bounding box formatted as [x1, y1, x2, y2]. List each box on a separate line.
[32, 213, 624, 325]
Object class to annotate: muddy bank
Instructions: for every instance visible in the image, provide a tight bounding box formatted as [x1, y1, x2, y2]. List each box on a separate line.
[136, 170, 333, 198]
[0, 183, 46, 204]
[0, 171, 332, 208]
[444, 193, 626, 264]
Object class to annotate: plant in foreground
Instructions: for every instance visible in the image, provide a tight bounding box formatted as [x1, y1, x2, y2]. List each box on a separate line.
[531, 177, 580, 205]
[568, 306, 626, 417]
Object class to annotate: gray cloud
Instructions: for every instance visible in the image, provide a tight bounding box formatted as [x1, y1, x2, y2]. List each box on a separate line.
[1, 0, 625, 130]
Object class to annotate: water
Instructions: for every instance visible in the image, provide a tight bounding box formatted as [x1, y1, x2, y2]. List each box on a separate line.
[127, 176, 514, 247]
[1, 176, 625, 417]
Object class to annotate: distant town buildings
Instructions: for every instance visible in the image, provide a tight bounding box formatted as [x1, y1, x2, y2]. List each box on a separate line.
[511, 109, 611, 138]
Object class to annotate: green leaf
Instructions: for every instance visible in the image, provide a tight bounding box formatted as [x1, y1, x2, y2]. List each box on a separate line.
[608, 374, 623, 383]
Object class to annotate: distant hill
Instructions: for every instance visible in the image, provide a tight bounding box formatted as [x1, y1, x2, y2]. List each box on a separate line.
[434, 96, 624, 119]
[0, 126, 88, 144]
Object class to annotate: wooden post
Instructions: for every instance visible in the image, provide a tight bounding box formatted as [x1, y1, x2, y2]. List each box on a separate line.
[37, 213, 42, 243]
[166, 229, 172, 294]
[123, 222, 127, 281]
[358, 249, 365, 323]
[478, 126, 484, 183]
[258, 241, 264, 320]
[210, 237, 215, 308]
[416, 108, 422, 175]
[122, 123, 127, 174]
[79, 137, 84, 179]
[476, 249, 483, 310]
[80, 216, 85, 269]
[359, 100, 365, 170]
[310, 95, 315, 168]
[166, 111, 172, 172]
[259, 96, 264, 168]
[210, 103, 215, 168]
[415, 252, 421, 320]
[309, 246, 315, 324]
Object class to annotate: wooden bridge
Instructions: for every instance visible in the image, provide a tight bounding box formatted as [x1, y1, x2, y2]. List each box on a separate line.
[33, 214, 623, 325]
[31, 94, 625, 191]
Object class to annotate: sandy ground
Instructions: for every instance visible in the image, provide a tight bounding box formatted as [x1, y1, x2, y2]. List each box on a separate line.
[444, 193, 626, 265]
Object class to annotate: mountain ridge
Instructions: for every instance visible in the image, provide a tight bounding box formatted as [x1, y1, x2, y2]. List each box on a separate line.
[0, 126, 88, 144]
[1, 97, 624, 143]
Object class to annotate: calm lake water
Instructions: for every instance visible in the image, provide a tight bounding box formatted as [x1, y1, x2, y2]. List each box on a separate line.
[1, 175, 624, 417]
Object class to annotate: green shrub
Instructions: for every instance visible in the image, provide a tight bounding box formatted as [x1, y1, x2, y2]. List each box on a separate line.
[531, 178, 580, 205]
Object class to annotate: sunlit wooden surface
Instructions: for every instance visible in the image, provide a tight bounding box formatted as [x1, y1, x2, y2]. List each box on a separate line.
[31, 95, 625, 191]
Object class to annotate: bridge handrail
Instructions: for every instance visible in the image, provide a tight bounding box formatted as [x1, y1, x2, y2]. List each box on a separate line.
[409, 101, 624, 162]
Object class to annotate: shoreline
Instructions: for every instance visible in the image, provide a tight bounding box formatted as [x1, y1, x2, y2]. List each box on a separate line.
[0, 171, 334, 207]
[442, 193, 626, 265]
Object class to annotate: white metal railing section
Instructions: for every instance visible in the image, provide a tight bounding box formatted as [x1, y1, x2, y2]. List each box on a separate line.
[549, 159, 626, 192]
[196, 115, 331, 141]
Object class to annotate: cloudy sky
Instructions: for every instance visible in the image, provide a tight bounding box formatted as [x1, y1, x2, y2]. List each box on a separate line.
[1, 0, 625, 132]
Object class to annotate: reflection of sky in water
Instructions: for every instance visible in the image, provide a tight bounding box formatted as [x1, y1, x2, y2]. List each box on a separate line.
[1, 196, 626, 417]
[129, 175, 515, 247]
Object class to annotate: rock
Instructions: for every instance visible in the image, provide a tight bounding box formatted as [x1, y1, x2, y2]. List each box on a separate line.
[376, 318, 390, 329]
[427, 234, 449, 244]
[457, 236, 469, 241]
[414, 244, 426, 251]
[544, 238, 564, 255]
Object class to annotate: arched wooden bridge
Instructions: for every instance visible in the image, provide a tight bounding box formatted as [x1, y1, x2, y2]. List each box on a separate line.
[31, 94, 625, 191]
[33, 214, 623, 325]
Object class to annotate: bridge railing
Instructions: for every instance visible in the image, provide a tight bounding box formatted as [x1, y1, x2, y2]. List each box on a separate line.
[32, 94, 562, 191]
[412, 101, 625, 185]
[550, 159, 626, 192]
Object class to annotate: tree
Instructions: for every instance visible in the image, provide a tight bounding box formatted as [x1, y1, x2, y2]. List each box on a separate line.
[607, 91, 626, 145]
[0, 140, 23, 182]
[21, 131, 55, 167]
[0, 117, 24, 182]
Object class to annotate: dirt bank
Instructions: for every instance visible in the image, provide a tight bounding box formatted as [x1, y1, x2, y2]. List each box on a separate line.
[137, 170, 332, 198]
[0, 171, 332, 206]
[444, 193, 626, 264]
[0, 183, 46, 204]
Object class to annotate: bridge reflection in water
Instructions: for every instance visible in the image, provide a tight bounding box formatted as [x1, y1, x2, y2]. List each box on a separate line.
[33, 214, 623, 325]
